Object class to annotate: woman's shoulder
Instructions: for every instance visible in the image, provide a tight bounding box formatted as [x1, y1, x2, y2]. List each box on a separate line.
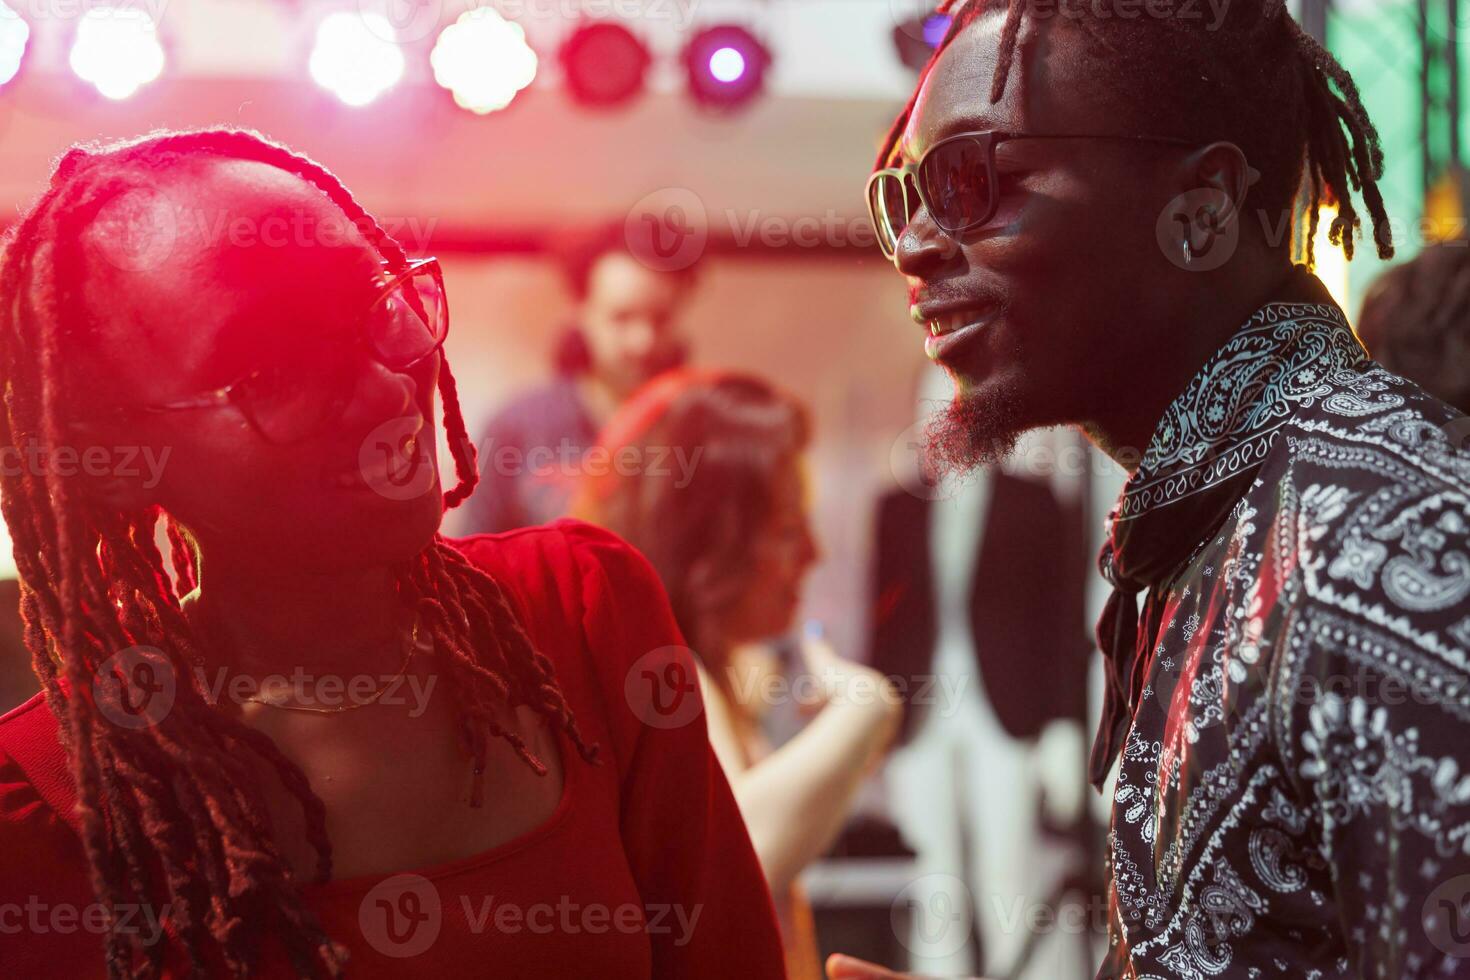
[446, 520, 692, 768]
[450, 517, 638, 559]
[446, 517, 678, 675]
[448, 519, 661, 614]
[0, 691, 63, 782]
[0, 690, 89, 863]
[0, 693, 129, 976]
[0, 692, 70, 818]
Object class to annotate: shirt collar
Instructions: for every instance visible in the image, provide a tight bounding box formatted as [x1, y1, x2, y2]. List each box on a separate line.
[1105, 268, 1367, 586]
[1086, 267, 1367, 789]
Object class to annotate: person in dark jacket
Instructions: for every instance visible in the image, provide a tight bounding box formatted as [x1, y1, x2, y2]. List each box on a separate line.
[869, 366, 1095, 979]
[464, 223, 700, 533]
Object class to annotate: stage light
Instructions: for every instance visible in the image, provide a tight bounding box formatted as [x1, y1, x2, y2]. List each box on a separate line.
[1311, 203, 1350, 311]
[709, 46, 745, 83]
[0, 3, 29, 90]
[559, 21, 650, 109]
[309, 11, 405, 107]
[68, 5, 165, 100]
[922, 13, 953, 46]
[893, 12, 951, 72]
[431, 9, 538, 115]
[684, 25, 770, 112]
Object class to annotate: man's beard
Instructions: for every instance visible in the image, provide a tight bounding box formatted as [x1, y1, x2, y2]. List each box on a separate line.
[921, 376, 1028, 483]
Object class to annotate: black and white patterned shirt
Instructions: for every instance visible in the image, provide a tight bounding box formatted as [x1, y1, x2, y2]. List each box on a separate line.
[1096, 278, 1470, 979]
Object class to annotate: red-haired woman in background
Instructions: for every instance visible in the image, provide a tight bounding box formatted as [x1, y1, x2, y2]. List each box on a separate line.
[0, 130, 784, 979]
[577, 370, 902, 980]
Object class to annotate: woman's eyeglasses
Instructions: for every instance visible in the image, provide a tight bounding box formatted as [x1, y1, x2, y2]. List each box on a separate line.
[121, 257, 449, 445]
[866, 130, 1197, 260]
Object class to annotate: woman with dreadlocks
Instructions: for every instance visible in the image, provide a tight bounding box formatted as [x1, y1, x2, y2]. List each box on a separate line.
[0, 129, 785, 979]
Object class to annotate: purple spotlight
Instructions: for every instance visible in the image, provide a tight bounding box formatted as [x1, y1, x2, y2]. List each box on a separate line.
[921, 13, 952, 47]
[684, 24, 769, 110]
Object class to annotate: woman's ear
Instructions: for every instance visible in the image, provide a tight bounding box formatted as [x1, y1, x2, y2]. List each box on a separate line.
[62, 420, 163, 513]
[86, 472, 154, 513]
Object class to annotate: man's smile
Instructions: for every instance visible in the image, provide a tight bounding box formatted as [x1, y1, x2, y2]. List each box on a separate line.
[910, 302, 1000, 362]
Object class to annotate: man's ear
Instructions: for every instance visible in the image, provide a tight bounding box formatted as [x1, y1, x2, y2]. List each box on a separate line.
[1180, 141, 1252, 233]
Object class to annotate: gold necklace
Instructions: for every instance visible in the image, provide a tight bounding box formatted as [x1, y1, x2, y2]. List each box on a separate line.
[192, 607, 426, 715]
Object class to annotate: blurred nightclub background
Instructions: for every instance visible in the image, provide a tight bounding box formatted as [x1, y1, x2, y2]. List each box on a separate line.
[0, 0, 1462, 976]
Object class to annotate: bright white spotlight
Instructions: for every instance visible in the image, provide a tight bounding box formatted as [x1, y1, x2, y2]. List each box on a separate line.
[69, 6, 165, 100]
[309, 11, 405, 107]
[430, 9, 537, 115]
[0, 3, 28, 89]
[709, 47, 745, 84]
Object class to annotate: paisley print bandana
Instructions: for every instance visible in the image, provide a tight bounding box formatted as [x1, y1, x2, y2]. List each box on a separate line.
[1089, 268, 1367, 790]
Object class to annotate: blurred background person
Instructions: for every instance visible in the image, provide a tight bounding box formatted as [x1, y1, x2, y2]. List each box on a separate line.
[463, 223, 700, 534]
[577, 369, 902, 980]
[870, 365, 1096, 979]
[1357, 242, 1470, 414]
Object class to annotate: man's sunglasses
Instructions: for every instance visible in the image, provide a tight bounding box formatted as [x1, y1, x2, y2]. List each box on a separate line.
[866, 130, 1197, 260]
[118, 257, 449, 445]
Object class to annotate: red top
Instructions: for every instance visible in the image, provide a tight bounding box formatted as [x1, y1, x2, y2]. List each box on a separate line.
[0, 520, 786, 979]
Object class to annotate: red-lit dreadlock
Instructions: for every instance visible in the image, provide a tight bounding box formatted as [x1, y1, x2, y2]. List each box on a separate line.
[0, 128, 598, 979]
[879, 0, 1394, 268]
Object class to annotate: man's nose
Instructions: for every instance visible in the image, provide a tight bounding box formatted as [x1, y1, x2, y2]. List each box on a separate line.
[894, 203, 961, 279]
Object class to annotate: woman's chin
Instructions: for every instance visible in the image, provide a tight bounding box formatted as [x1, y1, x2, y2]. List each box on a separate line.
[300, 493, 445, 568]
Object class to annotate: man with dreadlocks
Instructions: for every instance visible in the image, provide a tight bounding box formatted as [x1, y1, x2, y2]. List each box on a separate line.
[831, 0, 1470, 978]
[0, 129, 785, 978]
